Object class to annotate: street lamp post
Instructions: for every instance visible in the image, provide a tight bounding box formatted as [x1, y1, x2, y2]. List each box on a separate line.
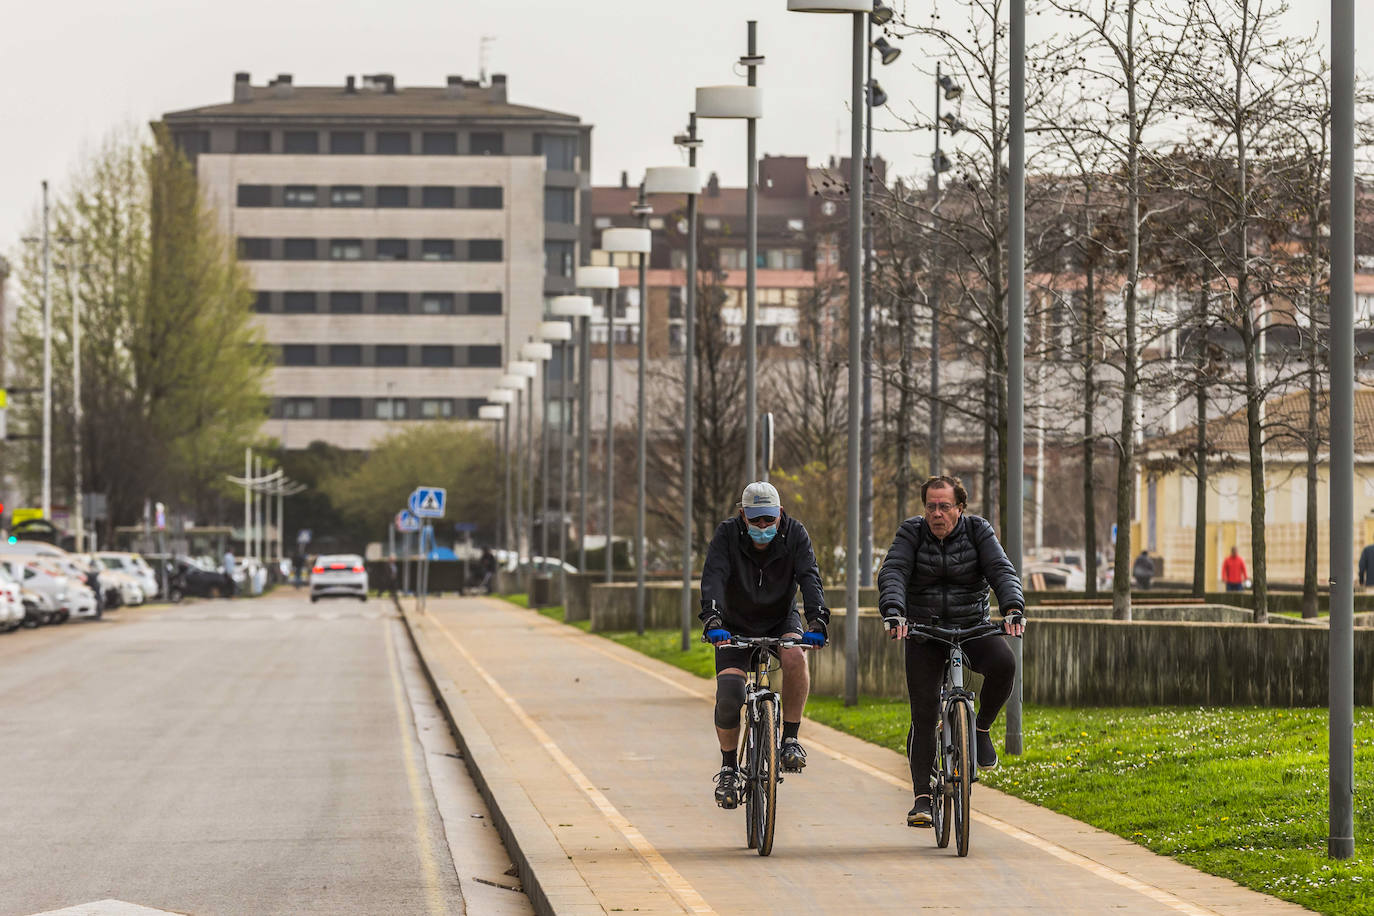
[602, 223, 653, 630]
[646, 147, 705, 652]
[537, 323, 572, 585]
[552, 295, 595, 584]
[487, 387, 516, 554]
[788, 0, 869, 707]
[575, 265, 622, 583]
[697, 31, 764, 479]
[522, 340, 555, 594]
[41, 181, 53, 520]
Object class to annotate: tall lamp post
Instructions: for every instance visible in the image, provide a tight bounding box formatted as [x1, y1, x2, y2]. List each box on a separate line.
[522, 341, 555, 595]
[697, 26, 764, 479]
[537, 320, 573, 595]
[602, 221, 653, 630]
[788, 0, 869, 707]
[486, 387, 516, 553]
[503, 361, 537, 566]
[552, 294, 596, 577]
[575, 264, 623, 583]
[646, 150, 704, 652]
[549, 297, 591, 599]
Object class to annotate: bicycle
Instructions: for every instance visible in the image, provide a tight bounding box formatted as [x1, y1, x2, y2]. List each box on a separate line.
[710, 635, 817, 857]
[902, 620, 1012, 857]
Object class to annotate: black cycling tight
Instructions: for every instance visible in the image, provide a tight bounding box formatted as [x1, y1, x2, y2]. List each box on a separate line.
[904, 630, 1016, 795]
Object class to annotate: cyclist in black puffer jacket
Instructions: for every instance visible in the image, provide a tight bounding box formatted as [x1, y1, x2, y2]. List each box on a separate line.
[878, 475, 1026, 828]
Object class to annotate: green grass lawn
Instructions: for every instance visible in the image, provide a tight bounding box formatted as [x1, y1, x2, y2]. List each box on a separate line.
[496, 600, 1374, 915]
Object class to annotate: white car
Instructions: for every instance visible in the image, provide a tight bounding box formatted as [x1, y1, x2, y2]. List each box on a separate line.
[310, 554, 369, 603]
[0, 558, 73, 624]
[0, 565, 24, 631]
[95, 551, 161, 600]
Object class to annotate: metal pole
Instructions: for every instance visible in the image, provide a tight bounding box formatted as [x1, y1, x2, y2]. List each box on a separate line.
[541, 357, 552, 566]
[41, 181, 52, 520]
[636, 183, 649, 636]
[682, 114, 700, 652]
[844, 12, 864, 708]
[1328, 0, 1355, 861]
[71, 257, 85, 553]
[930, 64, 944, 474]
[244, 448, 251, 558]
[503, 410, 512, 552]
[605, 289, 615, 584]
[745, 20, 760, 482]
[1005, 0, 1027, 756]
[579, 315, 591, 572]
[559, 337, 571, 604]
[515, 387, 525, 567]
[277, 487, 284, 564]
[527, 373, 536, 590]
[860, 20, 875, 588]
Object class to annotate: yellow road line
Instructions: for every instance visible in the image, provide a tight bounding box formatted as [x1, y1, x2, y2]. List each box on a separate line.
[384, 620, 448, 916]
[542, 620, 1221, 916]
[428, 613, 716, 915]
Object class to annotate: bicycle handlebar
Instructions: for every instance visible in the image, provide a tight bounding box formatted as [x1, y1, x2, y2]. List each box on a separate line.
[894, 620, 1015, 642]
[702, 634, 818, 650]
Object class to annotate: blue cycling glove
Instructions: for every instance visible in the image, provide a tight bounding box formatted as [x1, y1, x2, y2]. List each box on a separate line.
[704, 627, 732, 645]
[800, 630, 826, 648]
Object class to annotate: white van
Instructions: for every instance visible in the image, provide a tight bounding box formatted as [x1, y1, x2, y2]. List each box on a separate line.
[95, 551, 161, 600]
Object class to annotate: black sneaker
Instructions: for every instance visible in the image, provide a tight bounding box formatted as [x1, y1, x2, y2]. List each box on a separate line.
[780, 738, 807, 772]
[713, 766, 741, 809]
[908, 795, 933, 828]
[976, 729, 999, 770]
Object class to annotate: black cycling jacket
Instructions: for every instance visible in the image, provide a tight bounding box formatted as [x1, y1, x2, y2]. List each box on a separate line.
[878, 514, 1023, 626]
[699, 512, 830, 636]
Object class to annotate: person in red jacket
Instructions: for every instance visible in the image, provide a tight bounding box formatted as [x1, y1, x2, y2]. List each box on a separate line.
[1221, 547, 1249, 592]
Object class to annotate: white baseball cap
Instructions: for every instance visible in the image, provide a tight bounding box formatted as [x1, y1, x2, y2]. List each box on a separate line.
[740, 481, 781, 519]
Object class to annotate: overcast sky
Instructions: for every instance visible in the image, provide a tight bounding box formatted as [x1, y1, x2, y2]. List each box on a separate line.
[0, 0, 1348, 256]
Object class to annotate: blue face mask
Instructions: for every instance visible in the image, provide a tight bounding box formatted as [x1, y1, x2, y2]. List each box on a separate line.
[748, 520, 779, 544]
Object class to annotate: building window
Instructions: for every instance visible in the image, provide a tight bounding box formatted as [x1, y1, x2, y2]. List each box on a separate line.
[282, 345, 316, 366]
[283, 291, 317, 313]
[330, 131, 364, 154]
[470, 132, 503, 155]
[377, 185, 409, 207]
[329, 292, 363, 314]
[469, 239, 503, 262]
[545, 188, 576, 223]
[376, 292, 409, 314]
[254, 291, 272, 313]
[468, 344, 502, 367]
[284, 238, 317, 260]
[284, 185, 317, 206]
[421, 345, 454, 367]
[377, 239, 409, 261]
[236, 130, 271, 153]
[545, 241, 574, 277]
[418, 398, 454, 419]
[704, 217, 722, 230]
[764, 248, 804, 269]
[176, 131, 209, 157]
[422, 186, 455, 208]
[329, 345, 362, 366]
[330, 185, 364, 207]
[284, 131, 319, 154]
[377, 131, 411, 155]
[468, 292, 502, 315]
[419, 292, 455, 315]
[537, 134, 578, 171]
[329, 398, 363, 419]
[236, 184, 271, 207]
[330, 239, 363, 260]
[468, 186, 503, 209]
[421, 239, 455, 262]
[376, 345, 408, 367]
[238, 238, 271, 260]
[670, 249, 687, 270]
[282, 397, 316, 419]
[374, 398, 407, 419]
[719, 248, 748, 269]
[422, 132, 457, 155]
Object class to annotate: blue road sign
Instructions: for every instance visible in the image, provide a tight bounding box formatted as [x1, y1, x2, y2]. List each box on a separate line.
[411, 487, 446, 519]
[396, 510, 421, 532]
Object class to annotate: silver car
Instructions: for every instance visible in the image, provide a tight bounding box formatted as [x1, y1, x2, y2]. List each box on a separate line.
[309, 554, 368, 603]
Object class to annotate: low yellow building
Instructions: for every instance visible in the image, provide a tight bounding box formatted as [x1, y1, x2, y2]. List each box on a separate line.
[1137, 389, 1374, 586]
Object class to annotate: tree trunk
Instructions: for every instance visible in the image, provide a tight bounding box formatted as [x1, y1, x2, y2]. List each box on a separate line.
[982, 345, 999, 530]
[1192, 290, 1209, 598]
[1113, 27, 1140, 623]
[1301, 280, 1321, 617]
[895, 292, 913, 520]
[1083, 275, 1098, 598]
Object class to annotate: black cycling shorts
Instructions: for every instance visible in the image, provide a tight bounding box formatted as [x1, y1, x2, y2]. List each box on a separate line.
[713, 609, 805, 674]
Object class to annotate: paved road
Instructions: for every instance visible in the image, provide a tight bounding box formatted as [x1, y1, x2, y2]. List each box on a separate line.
[0, 593, 531, 916]
[411, 596, 1310, 915]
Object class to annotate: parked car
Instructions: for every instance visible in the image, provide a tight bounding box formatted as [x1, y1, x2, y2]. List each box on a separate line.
[82, 556, 145, 608]
[0, 565, 24, 632]
[164, 556, 234, 601]
[1024, 561, 1087, 591]
[95, 551, 161, 600]
[310, 554, 368, 603]
[0, 558, 71, 625]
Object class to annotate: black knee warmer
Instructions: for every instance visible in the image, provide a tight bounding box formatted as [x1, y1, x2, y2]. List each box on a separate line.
[714, 674, 747, 729]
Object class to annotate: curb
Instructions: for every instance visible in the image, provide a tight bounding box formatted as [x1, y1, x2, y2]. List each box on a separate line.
[398, 607, 601, 916]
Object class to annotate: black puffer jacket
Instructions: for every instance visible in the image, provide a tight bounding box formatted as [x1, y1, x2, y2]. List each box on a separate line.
[878, 514, 1024, 626]
[699, 512, 830, 636]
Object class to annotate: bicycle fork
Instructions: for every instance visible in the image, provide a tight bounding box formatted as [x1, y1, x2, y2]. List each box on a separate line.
[941, 650, 980, 786]
[744, 685, 783, 785]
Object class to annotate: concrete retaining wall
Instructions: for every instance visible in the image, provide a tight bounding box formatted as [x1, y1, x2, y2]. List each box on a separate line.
[807, 611, 1374, 706]
[586, 582, 882, 632]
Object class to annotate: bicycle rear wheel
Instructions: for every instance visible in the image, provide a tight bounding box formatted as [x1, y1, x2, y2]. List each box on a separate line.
[753, 699, 779, 856]
[741, 711, 758, 850]
[951, 701, 973, 857]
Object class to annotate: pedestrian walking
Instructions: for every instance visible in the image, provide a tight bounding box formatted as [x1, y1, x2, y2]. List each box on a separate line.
[1132, 549, 1155, 590]
[1360, 543, 1374, 588]
[222, 549, 238, 598]
[1221, 546, 1249, 592]
[479, 548, 497, 594]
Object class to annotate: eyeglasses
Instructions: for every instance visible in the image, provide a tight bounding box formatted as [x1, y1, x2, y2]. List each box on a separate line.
[924, 502, 957, 515]
[746, 515, 779, 528]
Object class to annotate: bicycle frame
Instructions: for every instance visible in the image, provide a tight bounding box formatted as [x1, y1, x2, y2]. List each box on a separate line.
[940, 640, 981, 785]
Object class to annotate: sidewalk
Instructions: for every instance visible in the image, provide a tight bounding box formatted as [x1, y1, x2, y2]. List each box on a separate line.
[405, 596, 1310, 915]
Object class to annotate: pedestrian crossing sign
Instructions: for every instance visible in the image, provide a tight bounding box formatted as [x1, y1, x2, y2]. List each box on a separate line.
[410, 487, 446, 519]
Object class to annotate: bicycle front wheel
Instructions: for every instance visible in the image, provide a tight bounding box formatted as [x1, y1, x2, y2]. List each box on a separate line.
[951, 701, 973, 857]
[741, 713, 758, 850]
[753, 699, 779, 856]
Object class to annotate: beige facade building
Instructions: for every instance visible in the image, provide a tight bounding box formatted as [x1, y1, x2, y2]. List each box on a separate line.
[162, 72, 591, 450]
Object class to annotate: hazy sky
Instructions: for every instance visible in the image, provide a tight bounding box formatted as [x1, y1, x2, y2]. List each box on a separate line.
[0, 0, 1348, 255]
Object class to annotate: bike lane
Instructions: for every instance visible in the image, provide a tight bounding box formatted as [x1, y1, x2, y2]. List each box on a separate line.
[409, 596, 1309, 915]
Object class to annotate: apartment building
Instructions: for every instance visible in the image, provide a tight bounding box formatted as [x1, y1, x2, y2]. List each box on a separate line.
[161, 71, 591, 449]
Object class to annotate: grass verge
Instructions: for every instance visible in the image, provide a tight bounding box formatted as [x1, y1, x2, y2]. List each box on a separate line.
[495, 599, 1374, 915]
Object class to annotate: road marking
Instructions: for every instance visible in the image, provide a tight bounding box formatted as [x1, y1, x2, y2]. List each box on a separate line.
[384, 620, 448, 916]
[537, 617, 1220, 916]
[27, 902, 181, 916]
[428, 614, 716, 915]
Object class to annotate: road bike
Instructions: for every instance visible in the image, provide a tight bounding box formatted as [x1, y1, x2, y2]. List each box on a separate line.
[904, 620, 1009, 857]
[715, 635, 817, 857]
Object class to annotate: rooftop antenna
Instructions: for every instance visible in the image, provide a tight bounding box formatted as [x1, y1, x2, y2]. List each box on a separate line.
[480, 35, 496, 84]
